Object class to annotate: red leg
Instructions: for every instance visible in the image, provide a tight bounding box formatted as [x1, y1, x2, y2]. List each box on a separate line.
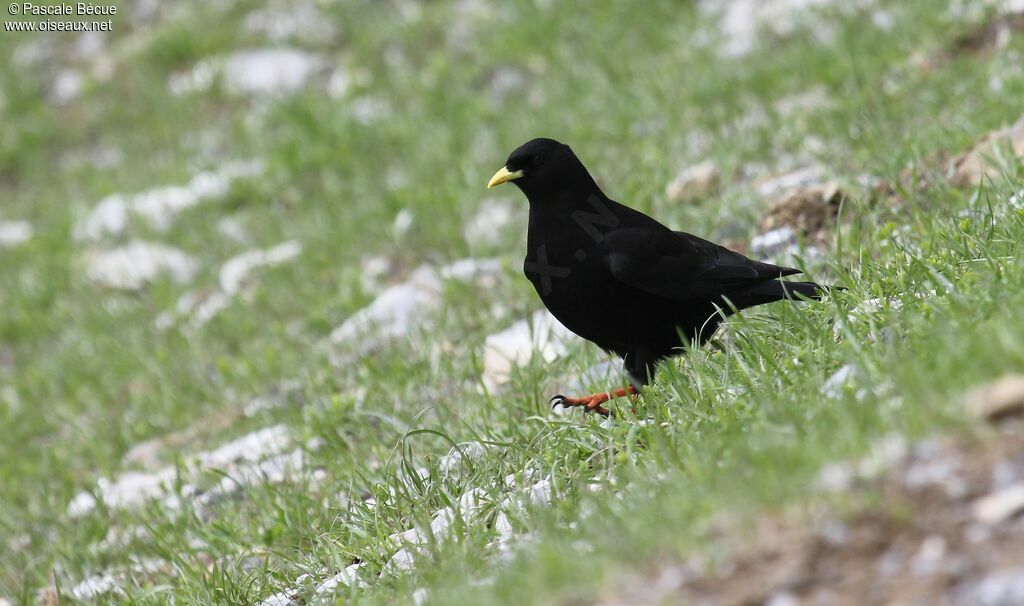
[550, 386, 637, 416]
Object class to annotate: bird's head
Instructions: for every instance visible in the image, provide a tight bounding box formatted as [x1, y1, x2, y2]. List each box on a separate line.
[487, 138, 592, 198]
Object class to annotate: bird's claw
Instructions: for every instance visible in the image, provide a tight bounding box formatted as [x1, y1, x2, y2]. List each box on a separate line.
[549, 393, 611, 416]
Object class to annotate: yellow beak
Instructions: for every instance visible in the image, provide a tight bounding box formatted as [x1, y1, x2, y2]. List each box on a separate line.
[487, 166, 524, 189]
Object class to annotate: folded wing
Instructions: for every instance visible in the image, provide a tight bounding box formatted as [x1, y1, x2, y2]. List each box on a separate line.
[600, 228, 801, 301]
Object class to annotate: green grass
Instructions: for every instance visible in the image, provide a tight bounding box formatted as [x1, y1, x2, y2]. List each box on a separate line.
[2, 0, 1024, 604]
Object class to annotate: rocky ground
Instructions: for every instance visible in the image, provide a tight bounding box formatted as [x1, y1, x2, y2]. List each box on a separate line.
[3, 0, 1024, 604]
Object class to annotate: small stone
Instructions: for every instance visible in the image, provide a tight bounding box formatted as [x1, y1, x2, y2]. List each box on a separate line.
[51, 69, 83, 104]
[463, 198, 517, 249]
[258, 591, 295, 606]
[973, 483, 1024, 525]
[949, 114, 1024, 187]
[765, 592, 800, 606]
[665, 161, 720, 202]
[438, 258, 503, 284]
[222, 48, 321, 95]
[329, 265, 442, 355]
[910, 535, 947, 576]
[359, 255, 397, 293]
[967, 375, 1024, 422]
[76, 161, 263, 240]
[412, 588, 429, 606]
[758, 182, 843, 243]
[750, 227, 797, 258]
[754, 167, 825, 199]
[481, 310, 576, 391]
[84, 241, 197, 290]
[314, 563, 366, 595]
[386, 547, 417, 572]
[392, 209, 414, 238]
[438, 441, 488, 477]
[817, 462, 854, 492]
[955, 567, 1024, 606]
[70, 573, 121, 600]
[775, 85, 832, 117]
[821, 364, 858, 399]
[219, 240, 302, 295]
[0, 220, 33, 247]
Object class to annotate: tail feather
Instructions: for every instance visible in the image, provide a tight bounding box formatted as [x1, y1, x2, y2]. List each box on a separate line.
[728, 279, 837, 307]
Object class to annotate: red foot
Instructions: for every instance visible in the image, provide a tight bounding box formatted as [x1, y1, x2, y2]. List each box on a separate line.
[549, 386, 637, 416]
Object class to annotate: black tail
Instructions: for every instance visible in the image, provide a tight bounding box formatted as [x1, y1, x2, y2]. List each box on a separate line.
[729, 279, 837, 307]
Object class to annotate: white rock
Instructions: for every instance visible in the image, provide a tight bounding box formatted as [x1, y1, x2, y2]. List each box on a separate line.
[386, 547, 418, 572]
[76, 161, 263, 239]
[524, 477, 553, 506]
[755, 166, 825, 198]
[219, 240, 302, 295]
[956, 567, 1024, 606]
[258, 591, 295, 606]
[703, 0, 838, 58]
[155, 290, 232, 331]
[665, 161, 720, 202]
[966, 375, 1024, 422]
[158, 241, 301, 328]
[222, 49, 321, 95]
[973, 483, 1024, 525]
[852, 297, 902, 315]
[775, 85, 832, 117]
[765, 592, 800, 606]
[438, 441, 489, 477]
[216, 217, 247, 242]
[244, 2, 336, 44]
[910, 535, 948, 575]
[327, 67, 351, 98]
[168, 58, 222, 96]
[51, 69, 84, 104]
[389, 527, 426, 547]
[84, 241, 197, 290]
[821, 363, 858, 399]
[438, 258, 503, 283]
[392, 209, 414, 238]
[199, 449, 304, 505]
[191, 291, 233, 327]
[68, 467, 179, 517]
[77, 195, 128, 241]
[350, 96, 392, 125]
[69, 425, 295, 516]
[481, 310, 576, 391]
[750, 227, 797, 258]
[463, 198, 516, 248]
[313, 562, 366, 597]
[817, 462, 855, 493]
[329, 266, 443, 351]
[859, 435, 908, 477]
[359, 254, 395, 293]
[412, 588, 429, 606]
[70, 573, 120, 600]
[493, 511, 514, 546]
[0, 220, 33, 247]
[198, 424, 292, 468]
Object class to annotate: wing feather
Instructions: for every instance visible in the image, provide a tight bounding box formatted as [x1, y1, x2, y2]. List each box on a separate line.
[600, 228, 800, 301]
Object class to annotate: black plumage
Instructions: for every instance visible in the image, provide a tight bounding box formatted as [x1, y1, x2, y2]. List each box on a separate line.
[487, 138, 833, 414]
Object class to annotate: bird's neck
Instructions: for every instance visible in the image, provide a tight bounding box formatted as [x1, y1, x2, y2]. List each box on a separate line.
[522, 174, 606, 213]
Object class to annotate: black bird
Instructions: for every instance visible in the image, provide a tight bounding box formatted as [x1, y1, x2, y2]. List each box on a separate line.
[487, 138, 833, 415]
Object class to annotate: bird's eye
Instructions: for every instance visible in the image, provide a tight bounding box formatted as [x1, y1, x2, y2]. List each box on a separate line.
[532, 154, 545, 165]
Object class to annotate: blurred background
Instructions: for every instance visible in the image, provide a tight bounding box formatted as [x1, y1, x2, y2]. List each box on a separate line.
[3, 0, 1024, 604]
